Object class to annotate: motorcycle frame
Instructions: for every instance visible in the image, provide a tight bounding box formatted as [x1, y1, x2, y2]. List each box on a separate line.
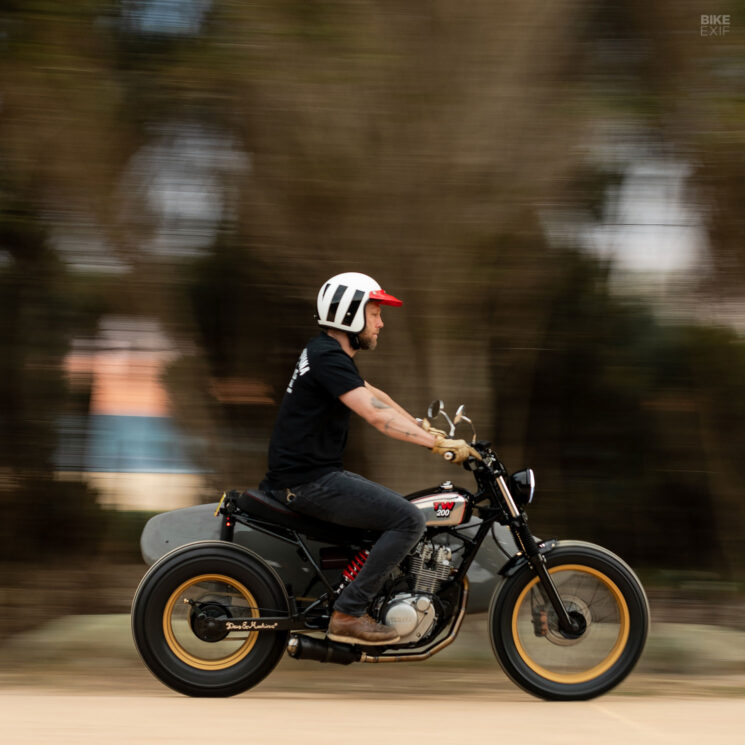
[199, 441, 576, 642]
[209, 498, 489, 633]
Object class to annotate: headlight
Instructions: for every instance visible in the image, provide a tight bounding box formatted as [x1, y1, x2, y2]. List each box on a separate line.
[508, 468, 535, 506]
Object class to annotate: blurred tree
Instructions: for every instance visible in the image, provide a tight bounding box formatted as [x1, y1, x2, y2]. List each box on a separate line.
[581, 0, 745, 290]
[0, 184, 102, 560]
[494, 248, 744, 577]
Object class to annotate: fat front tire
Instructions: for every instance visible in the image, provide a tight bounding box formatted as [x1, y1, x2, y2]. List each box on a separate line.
[489, 541, 649, 701]
[132, 541, 289, 697]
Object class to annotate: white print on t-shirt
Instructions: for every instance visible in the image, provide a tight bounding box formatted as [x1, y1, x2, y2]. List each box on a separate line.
[286, 348, 310, 393]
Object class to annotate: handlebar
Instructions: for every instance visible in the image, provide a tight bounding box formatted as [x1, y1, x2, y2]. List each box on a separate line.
[425, 400, 477, 443]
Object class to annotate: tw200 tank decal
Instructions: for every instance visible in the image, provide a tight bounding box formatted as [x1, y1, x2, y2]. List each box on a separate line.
[411, 494, 468, 526]
[434, 501, 455, 518]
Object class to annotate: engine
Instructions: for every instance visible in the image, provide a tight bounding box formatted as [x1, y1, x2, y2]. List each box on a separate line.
[408, 540, 454, 593]
[381, 540, 455, 644]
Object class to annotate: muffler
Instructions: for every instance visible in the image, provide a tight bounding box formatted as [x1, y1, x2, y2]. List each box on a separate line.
[286, 634, 361, 665]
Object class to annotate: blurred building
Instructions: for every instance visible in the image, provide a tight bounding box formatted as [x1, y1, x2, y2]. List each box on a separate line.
[55, 316, 206, 511]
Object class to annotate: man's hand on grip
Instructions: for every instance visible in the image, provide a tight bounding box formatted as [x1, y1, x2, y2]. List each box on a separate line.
[420, 418, 447, 438]
[431, 435, 482, 464]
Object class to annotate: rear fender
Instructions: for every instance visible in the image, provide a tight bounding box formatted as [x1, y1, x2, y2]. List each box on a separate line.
[139, 539, 290, 609]
[140, 505, 312, 592]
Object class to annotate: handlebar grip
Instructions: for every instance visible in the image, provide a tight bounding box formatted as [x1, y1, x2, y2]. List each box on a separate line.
[443, 450, 455, 461]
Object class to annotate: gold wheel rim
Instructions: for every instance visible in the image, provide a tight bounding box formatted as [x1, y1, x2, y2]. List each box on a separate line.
[163, 573, 259, 670]
[511, 564, 630, 684]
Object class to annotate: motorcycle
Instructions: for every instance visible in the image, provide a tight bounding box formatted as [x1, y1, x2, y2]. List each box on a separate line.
[131, 401, 649, 701]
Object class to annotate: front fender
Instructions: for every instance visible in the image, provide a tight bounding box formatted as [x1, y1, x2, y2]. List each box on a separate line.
[498, 538, 558, 578]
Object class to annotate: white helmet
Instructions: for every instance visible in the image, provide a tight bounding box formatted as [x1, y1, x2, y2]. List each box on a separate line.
[316, 272, 402, 334]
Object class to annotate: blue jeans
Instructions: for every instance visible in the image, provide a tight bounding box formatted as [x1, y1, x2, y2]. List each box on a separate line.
[277, 470, 426, 616]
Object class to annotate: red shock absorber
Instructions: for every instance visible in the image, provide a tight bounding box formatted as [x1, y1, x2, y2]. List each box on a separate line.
[341, 550, 370, 583]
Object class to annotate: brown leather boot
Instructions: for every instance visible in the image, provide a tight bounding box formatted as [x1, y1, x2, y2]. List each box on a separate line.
[327, 611, 400, 645]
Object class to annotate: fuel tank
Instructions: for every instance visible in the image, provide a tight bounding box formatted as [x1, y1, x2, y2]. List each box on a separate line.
[410, 493, 470, 526]
[405, 481, 472, 526]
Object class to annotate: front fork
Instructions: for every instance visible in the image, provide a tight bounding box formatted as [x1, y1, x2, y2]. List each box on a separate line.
[495, 476, 579, 636]
[510, 519, 579, 635]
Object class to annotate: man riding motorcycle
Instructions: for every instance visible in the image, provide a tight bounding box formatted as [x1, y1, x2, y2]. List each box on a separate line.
[260, 272, 478, 645]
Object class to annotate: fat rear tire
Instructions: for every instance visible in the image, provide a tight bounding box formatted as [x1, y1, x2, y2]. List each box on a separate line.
[132, 541, 289, 697]
[489, 541, 649, 701]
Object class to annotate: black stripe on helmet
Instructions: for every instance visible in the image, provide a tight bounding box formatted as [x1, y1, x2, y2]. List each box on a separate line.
[320, 282, 331, 300]
[327, 284, 347, 322]
[342, 290, 365, 327]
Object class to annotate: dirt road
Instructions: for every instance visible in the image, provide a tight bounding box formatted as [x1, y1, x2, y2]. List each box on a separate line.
[3, 613, 744, 743]
[1, 687, 743, 745]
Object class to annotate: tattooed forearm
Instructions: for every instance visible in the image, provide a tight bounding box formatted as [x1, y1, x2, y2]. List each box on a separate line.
[371, 396, 391, 410]
[383, 417, 414, 438]
[377, 413, 434, 447]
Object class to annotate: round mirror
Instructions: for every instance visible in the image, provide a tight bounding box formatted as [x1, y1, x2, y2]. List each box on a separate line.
[427, 400, 444, 418]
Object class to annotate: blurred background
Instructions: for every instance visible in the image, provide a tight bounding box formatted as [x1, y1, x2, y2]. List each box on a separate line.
[1, 0, 744, 677]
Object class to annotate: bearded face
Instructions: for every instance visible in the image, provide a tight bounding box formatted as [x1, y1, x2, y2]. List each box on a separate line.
[358, 302, 383, 350]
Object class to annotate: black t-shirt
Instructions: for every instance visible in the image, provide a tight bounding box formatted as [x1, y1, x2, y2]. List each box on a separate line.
[264, 332, 365, 488]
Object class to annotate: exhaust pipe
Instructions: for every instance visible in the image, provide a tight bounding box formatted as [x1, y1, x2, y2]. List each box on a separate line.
[287, 634, 361, 665]
[287, 579, 469, 666]
[360, 578, 469, 663]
